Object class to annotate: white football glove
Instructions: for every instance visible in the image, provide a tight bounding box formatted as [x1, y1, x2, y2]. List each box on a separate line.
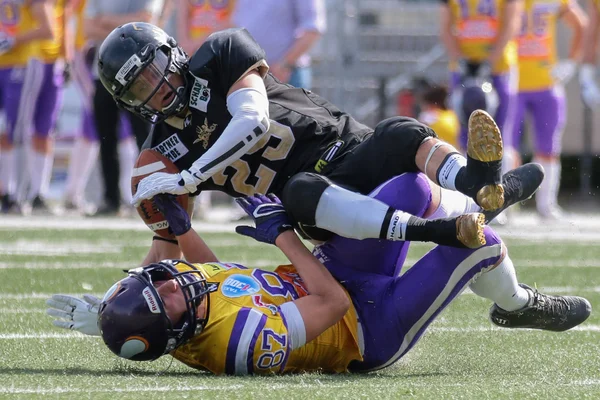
[0, 34, 15, 56]
[131, 170, 200, 207]
[552, 59, 577, 85]
[46, 294, 102, 336]
[579, 64, 600, 107]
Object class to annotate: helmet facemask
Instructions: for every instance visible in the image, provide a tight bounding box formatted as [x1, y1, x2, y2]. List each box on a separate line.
[115, 43, 189, 124]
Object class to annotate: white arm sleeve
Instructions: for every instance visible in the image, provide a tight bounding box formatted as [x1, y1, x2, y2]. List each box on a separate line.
[188, 87, 270, 182]
[279, 302, 307, 350]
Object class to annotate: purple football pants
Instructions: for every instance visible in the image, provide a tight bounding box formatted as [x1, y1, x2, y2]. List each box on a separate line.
[510, 87, 565, 156]
[451, 71, 516, 149]
[0, 61, 63, 144]
[315, 173, 504, 371]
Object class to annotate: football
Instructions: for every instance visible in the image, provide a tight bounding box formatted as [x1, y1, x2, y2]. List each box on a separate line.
[131, 149, 189, 239]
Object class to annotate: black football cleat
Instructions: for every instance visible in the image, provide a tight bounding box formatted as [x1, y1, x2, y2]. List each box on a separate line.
[490, 284, 592, 332]
[483, 163, 545, 223]
[464, 109, 504, 211]
[1, 194, 24, 215]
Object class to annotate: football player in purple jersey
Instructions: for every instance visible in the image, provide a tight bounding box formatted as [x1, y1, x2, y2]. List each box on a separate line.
[47, 175, 591, 375]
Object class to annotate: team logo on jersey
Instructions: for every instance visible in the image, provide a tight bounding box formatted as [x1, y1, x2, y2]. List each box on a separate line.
[152, 133, 189, 162]
[252, 295, 278, 315]
[221, 274, 260, 298]
[194, 118, 217, 149]
[189, 77, 211, 112]
[184, 114, 192, 128]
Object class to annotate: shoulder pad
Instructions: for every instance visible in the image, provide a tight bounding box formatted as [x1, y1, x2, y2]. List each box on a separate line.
[188, 28, 268, 93]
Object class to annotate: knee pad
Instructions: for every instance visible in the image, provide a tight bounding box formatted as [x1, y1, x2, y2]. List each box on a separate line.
[281, 172, 334, 241]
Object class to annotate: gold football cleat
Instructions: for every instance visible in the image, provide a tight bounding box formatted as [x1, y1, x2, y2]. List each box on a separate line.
[467, 109, 504, 211]
[456, 213, 486, 249]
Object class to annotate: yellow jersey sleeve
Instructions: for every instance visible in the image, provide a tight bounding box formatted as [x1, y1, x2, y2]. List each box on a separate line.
[74, 0, 87, 51]
[36, 0, 66, 62]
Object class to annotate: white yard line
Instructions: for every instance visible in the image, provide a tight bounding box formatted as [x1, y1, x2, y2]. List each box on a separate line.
[0, 308, 46, 314]
[0, 240, 122, 255]
[0, 215, 238, 233]
[2, 380, 599, 395]
[3, 285, 600, 303]
[2, 325, 600, 340]
[0, 293, 104, 300]
[3, 213, 600, 240]
[0, 385, 245, 394]
[0, 259, 278, 269]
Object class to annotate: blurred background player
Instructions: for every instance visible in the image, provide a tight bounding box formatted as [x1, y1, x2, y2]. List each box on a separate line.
[509, 0, 586, 220]
[232, 0, 326, 89]
[64, 0, 138, 214]
[173, 0, 237, 219]
[83, 0, 164, 216]
[439, 0, 523, 157]
[579, 0, 600, 105]
[176, 0, 234, 55]
[418, 84, 460, 148]
[0, 0, 57, 214]
[21, 0, 70, 214]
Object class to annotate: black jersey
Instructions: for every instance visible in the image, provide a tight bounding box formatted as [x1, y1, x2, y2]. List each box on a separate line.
[144, 28, 371, 197]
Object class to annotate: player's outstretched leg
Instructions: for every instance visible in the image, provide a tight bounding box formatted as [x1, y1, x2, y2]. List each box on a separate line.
[282, 172, 486, 248]
[462, 109, 505, 210]
[489, 284, 591, 332]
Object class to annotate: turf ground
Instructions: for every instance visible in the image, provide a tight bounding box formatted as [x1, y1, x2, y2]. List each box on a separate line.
[0, 213, 599, 399]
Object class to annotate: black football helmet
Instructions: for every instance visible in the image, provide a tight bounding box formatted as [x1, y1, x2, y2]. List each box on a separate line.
[98, 260, 210, 361]
[97, 22, 190, 123]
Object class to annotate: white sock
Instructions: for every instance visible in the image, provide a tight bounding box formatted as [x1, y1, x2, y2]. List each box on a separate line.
[437, 153, 467, 191]
[534, 158, 560, 213]
[315, 184, 396, 240]
[118, 138, 138, 204]
[65, 137, 99, 204]
[0, 149, 16, 196]
[469, 255, 530, 311]
[428, 186, 481, 219]
[15, 146, 29, 202]
[28, 149, 54, 200]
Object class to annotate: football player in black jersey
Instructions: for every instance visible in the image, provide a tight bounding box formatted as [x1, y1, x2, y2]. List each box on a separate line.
[97, 22, 543, 261]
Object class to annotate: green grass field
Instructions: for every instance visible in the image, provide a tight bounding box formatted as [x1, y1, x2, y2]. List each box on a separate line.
[1, 223, 599, 399]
